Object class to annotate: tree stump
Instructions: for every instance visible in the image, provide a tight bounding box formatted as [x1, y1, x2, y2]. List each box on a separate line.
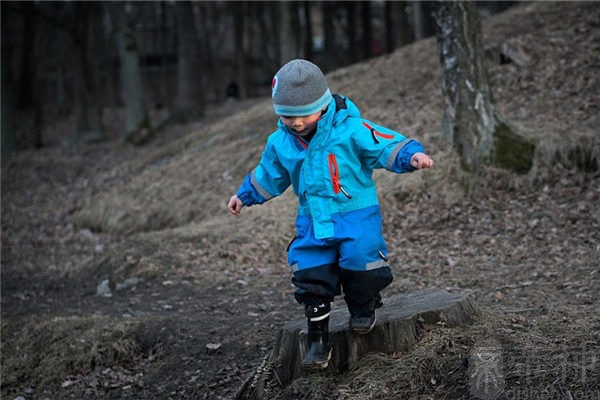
[236, 289, 477, 400]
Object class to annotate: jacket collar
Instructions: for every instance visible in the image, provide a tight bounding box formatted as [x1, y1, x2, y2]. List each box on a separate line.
[277, 95, 362, 141]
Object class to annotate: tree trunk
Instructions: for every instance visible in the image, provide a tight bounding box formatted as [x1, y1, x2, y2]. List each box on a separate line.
[256, 2, 276, 79]
[1, 64, 15, 152]
[360, 1, 372, 60]
[434, 1, 494, 170]
[157, 1, 168, 108]
[15, 2, 43, 148]
[112, 2, 152, 145]
[433, 1, 534, 186]
[302, 2, 313, 60]
[291, 2, 302, 59]
[267, 4, 282, 71]
[411, 0, 426, 41]
[71, 2, 104, 142]
[391, 1, 413, 49]
[17, 2, 35, 110]
[171, 1, 204, 123]
[53, 27, 67, 113]
[197, 2, 217, 100]
[236, 289, 477, 399]
[1, 3, 16, 152]
[321, 2, 336, 68]
[279, 1, 295, 64]
[345, 2, 359, 64]
[384, 2, 394, 53]
[233, 2, 248, 99]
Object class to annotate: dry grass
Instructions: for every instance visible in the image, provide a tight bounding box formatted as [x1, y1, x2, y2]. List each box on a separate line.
[1, 315, 142, 389]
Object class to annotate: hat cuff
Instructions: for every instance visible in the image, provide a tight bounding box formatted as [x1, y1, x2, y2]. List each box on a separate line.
[273, 89, 332, 116]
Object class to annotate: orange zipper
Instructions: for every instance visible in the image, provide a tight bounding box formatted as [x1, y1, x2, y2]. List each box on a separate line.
[327, 153, 340, 194]
[327, 154, 352, 199]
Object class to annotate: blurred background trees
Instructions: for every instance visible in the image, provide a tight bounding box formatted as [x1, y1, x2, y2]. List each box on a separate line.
[0, 1, 514, 150]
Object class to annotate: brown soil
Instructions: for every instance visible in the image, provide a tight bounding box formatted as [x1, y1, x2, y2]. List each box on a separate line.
[2, 2, 599, 400]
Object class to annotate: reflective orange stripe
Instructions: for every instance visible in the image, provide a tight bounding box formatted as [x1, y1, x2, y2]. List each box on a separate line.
[362, 122, 395, 140]
[327, 153, 340, 194]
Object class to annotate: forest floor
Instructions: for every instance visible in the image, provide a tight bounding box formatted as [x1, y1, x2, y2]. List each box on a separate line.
[2, 2, 599, 400]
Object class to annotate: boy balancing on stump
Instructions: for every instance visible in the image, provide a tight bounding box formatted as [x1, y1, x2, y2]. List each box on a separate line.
[227, 59, 433, 370]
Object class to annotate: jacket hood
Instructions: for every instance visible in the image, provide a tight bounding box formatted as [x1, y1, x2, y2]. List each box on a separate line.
[333, 95, 361, 124]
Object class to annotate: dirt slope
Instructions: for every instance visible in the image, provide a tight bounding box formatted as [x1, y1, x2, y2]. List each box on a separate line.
[2, 2, 599, 400]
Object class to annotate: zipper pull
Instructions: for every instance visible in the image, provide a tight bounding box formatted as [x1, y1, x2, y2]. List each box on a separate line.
[339, 185, 352, 199]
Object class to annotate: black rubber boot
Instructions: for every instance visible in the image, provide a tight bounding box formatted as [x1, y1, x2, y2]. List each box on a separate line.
[348, 297, 382, 335]
[350, 313, 375, 334]
[302, 303, 332, 370]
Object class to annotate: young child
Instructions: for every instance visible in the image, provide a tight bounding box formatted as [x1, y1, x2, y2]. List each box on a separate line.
[227, 59, 433, 370]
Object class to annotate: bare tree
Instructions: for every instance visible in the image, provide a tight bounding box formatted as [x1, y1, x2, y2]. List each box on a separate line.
[1, 2, 16, 152]
[321, 2, 337, 68]
[384, 2, 394, 53]
[233, 2, 249, 99]
[385, 1, 412, 52]
[111, 2, 152, 145]
[302, 2, 313, 60]
[279, 1, 295, 64]
[196, 2, 218, 99]
[345, 2, 359, 63]
[14, 2, 43, 148]
[171, 1, 205, 123]
[69, 2, 105, 143]
[411, 1, 426, 41]
[433, 1, 534, 189]
[5, 2, 109, 147]
[254, 2, 278, 78]
[16, 2, 35, 111]
[360, 1, 372, 60]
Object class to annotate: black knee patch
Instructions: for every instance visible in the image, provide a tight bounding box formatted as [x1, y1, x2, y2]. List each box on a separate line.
[341, 266, 393, 304]
[292, 264, 341, 305]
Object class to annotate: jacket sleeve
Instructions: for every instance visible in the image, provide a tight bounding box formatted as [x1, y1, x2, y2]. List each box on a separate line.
[352, 119, 425, 173]
[236, 135, 291, 206]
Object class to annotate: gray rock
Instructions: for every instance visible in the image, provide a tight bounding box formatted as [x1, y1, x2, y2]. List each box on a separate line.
[96, 279, 112, 297]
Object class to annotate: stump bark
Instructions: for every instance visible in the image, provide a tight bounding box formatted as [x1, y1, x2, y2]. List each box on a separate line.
[236, 289, 477, 400]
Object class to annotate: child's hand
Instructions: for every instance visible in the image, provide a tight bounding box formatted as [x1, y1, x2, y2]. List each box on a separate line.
[227, 195, 244, 216]
[410, 152, 434, 169]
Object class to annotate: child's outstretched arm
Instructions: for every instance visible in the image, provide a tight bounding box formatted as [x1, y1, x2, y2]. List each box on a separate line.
[410, 152, 434, 169]
[227, 194, 245, 216]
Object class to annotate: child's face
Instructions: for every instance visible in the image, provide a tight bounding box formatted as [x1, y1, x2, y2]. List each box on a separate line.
[280, 110, 323, 136]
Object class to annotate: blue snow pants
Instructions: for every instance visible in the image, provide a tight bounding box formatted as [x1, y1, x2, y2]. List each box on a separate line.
[287, 206, 394, 313]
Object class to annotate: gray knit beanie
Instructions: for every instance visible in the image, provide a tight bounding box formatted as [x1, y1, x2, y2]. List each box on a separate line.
[271, 59, 332, 116]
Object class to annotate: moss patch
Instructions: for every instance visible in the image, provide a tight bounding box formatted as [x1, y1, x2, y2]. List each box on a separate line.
[493, 122, 536, 174]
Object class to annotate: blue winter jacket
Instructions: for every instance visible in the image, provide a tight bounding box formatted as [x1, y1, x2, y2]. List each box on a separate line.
[237, 94, 424, 240]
